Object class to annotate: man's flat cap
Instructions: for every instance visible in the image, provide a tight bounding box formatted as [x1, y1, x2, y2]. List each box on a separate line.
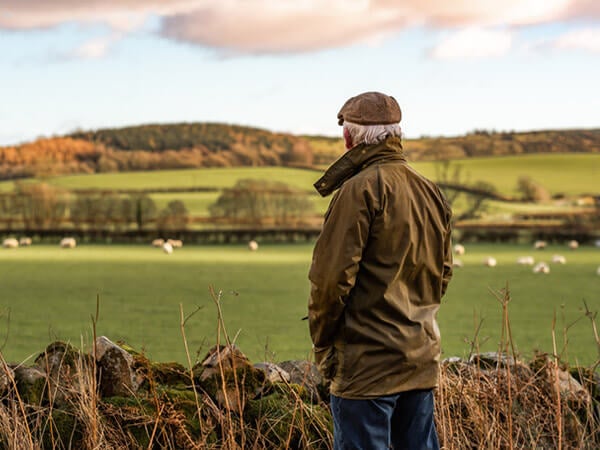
[337, 91, 401, 126]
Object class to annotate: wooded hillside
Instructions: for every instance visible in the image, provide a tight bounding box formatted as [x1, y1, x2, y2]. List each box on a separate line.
[0, 123, 597, 180]
[404, 128, 600, 161]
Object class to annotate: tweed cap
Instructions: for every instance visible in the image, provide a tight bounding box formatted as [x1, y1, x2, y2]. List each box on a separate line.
[337, 91, 401, 126]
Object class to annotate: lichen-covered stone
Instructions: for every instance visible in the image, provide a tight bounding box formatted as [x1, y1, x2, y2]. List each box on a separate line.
[194, 346, 268, 412]
[96, 337, 144, 398]
[33, 341, 91, 405]
[13, 365, 47, 405]
[553, 363, 591, 404]
[196, 344, 253, 381]
[278, 360, 326, 404]
[254, 362, 291, 383]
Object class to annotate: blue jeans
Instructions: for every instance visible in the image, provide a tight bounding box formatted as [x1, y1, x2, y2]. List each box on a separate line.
[330, 389, 439, 450]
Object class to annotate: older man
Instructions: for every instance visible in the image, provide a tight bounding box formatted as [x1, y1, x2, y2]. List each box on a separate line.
[308, 92, 453, 449]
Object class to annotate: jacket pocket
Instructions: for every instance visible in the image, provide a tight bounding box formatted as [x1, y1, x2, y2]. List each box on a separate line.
[314, 346, 338, 380]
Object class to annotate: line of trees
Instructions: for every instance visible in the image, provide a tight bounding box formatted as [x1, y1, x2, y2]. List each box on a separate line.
[0, 183, 189, 233]
[0, 179, 318, 235]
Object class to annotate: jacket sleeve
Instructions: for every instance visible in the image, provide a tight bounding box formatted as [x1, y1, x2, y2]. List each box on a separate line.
[441, 206, 453, 297]
[308, 177, 377, 351]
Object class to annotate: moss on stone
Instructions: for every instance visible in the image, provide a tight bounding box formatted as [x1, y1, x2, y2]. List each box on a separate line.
[150, 361, 190, 386]
[37, 341, 92, 371]
[156, 385, 197, 402]
[115, 340, 143, 358]
[16, 373, 47, 405]
[198, 366, 268, 401]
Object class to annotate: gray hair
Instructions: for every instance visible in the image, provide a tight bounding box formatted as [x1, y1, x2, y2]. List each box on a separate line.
[344, 121, 402, 146]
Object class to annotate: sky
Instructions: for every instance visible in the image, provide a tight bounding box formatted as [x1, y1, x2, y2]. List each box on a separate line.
[0, 0, 599, 146]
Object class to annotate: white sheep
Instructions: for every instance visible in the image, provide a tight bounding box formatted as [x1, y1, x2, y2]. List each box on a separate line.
[19, 237, 32, 246]
[597, 266, 600, 276]
[595, 240, 600, 248]
[2, 238, 19, 249]
[248, 240, 259, 251]
[453, 244, 465, 256]
[533, 262, 550, 274]
[516, 256, 535, 265]
[152, 238, 164, 247]
[167, 239, 183, 248]
[568, 240, 579, 250]
[162, 242, 173, 255]
[551, 254, 566, 264]
[483, 256, 497, 267]
[452, 259, 463, 268]
[534, 240, 547, 250]
[60, 237, 76, 248]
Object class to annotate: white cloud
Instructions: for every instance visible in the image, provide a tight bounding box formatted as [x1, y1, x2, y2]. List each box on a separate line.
[160, 2, 405, 54]
[0, 0, 597, 55]
[554, 28, 600, 52]
[430, 27, 513, 60]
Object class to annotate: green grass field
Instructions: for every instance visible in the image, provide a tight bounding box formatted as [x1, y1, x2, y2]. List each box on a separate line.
[2, 153, 598, 197]
[25, 167, 322, 192]
[2, 153, 597, 218]
[1, 243, 598, 367]
[411, 153, 600, 197]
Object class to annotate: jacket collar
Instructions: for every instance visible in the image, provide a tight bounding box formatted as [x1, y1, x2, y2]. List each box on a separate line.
[314, 136, 406, 197]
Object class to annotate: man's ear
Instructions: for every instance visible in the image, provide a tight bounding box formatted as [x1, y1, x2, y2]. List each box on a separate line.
[343, 127, 353, 150]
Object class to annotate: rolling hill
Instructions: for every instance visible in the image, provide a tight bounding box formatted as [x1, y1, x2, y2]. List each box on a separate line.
[0, 123, 598, 181]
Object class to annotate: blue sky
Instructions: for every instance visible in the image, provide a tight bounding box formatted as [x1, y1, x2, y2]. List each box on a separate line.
[0, 1, 598, 146]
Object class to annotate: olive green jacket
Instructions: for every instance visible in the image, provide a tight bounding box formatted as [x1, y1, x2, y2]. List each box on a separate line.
[308, 136, 453, 399]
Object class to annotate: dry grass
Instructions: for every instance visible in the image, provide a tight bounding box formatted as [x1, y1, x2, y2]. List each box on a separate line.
[0, 286, 598, 449]
[437, 357, 597, 449]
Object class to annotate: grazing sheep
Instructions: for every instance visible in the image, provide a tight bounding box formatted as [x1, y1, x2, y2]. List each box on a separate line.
[248, 240, 259, 251]
[516, 256, 535, 265]
[568, 240, 579, 250]
[453, 244, 465, 255]
[551, 254, 566, 264]
[152, 238, 164, 247]
[60, 237, 77, 248]
[167, 239, 183, 248]
[534, 240, 547, 250]
[19, 237, 32, 246]
[162, 242, 173, 255]
[2, 238, 19, 249]
[597, 266, 600, 276]
[483, 256, 497, 267]
[596, 240, 600, 248]
[533, 262, 550, 274]
[452, 259, 463, 268]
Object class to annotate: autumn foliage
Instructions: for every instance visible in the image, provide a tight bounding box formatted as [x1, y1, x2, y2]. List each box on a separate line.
[1, 124, 598, 181]
[0, 123, 315, 180]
